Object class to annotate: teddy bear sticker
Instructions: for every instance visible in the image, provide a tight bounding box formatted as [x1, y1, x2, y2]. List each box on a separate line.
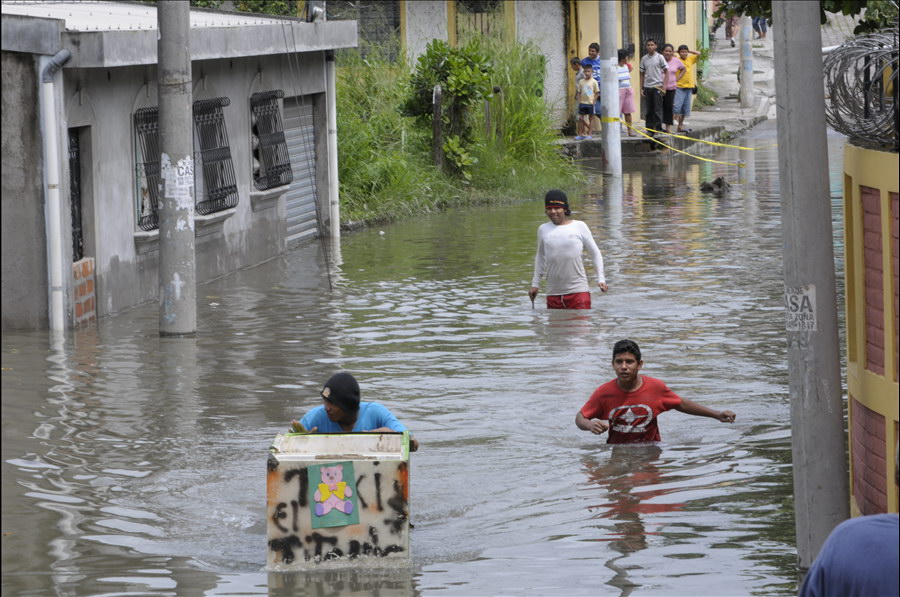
[314, 464, 354, 515]
[309, 461, 360, 528]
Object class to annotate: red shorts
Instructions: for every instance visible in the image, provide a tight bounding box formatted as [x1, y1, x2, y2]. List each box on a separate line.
[547, 292, 591, 309]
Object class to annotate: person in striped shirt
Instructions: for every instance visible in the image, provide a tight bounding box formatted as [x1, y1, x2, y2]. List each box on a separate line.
[617, 49, 636, 137]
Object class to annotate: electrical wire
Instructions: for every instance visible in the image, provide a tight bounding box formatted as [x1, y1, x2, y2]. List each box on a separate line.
[279, 14, 334, 291]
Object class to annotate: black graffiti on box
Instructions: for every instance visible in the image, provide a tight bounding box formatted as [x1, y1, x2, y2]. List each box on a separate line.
[269, 462, 408, 564]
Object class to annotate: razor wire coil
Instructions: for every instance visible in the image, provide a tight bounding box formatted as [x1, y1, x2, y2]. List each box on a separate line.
[823, 28, 899, 148]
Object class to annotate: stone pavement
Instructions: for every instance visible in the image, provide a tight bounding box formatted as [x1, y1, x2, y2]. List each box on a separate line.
[562, 12, 861, 158]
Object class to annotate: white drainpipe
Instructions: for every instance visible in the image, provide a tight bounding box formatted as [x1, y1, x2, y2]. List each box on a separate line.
[325, 50, 340, 241]
[41, 49, 72, 334]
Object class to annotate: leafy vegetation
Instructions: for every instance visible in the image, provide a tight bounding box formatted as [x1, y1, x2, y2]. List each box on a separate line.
[336, 38, 580, 225]
[404, 39, 495, 179]
[692, 81, 719, 109]
[713, 0, 899, 34]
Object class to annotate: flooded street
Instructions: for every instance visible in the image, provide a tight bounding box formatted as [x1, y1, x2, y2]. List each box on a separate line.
[2, 121, 848, 596]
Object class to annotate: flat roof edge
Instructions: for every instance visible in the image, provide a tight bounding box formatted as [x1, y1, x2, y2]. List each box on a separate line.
[1, 14, 64, 55]
[5, 18, 357, 67]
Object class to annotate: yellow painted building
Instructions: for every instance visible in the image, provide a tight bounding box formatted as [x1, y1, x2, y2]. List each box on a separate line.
[843, 141, 900, 516]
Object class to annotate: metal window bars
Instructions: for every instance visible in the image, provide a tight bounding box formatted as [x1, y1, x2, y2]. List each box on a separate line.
[134, 107, 161, 231]
[133, 98, 239, 231]
[192, 97, 239, 215]
[250, 90, 293, 191]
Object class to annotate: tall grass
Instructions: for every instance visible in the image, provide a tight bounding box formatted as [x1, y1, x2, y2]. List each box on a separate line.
[335, 54, 459, 223]
[335, 39, 582, 225]
[469, 38, 579, 195]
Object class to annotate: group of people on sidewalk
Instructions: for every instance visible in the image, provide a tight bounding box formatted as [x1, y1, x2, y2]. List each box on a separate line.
[570, 39, 701, 141]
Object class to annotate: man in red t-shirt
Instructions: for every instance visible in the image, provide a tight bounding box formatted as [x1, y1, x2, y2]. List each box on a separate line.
[576, 339, 736, 444]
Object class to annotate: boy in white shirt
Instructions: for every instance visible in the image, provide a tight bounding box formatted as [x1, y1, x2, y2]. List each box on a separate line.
[529, 190, 608, 309]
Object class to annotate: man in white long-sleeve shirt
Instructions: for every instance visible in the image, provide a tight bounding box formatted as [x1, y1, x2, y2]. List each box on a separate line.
[528, 190, 608, 309]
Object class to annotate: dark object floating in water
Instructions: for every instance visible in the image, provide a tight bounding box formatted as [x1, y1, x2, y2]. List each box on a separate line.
[700, 176, 731, 195]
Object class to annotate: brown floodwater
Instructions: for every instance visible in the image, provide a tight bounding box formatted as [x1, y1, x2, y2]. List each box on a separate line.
[2, 121, 848, 596]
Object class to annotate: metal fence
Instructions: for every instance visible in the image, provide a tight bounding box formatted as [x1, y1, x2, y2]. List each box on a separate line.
[326, 0, 401, 61]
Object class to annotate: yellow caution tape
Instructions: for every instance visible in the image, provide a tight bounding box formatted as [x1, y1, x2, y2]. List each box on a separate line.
[639, 126, 760, 150]
[624, 121, 744, 167]
[600, 117, 620, 123]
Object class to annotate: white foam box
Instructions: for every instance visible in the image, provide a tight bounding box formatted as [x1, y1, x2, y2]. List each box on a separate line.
[266, 432, 411, 568]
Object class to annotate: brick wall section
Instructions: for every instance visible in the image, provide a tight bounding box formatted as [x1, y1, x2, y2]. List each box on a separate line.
[851, 397, 887, 515]
[891, 192, 898, 382]
[72, 257, 96, 326]
[861, 186, 884, 375]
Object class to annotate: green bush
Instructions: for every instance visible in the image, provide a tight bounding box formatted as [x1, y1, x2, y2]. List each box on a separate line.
[404, 39, 494, 179]
[335, 38, 581, 225]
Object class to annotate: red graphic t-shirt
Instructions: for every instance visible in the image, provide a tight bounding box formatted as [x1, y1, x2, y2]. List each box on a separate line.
[580, 376, 682, 444]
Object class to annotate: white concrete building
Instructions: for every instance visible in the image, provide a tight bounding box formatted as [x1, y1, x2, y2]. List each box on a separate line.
[2, 1, 356, 329]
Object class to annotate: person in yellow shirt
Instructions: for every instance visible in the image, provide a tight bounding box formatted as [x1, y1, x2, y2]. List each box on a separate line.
[674, 45, 701, 133]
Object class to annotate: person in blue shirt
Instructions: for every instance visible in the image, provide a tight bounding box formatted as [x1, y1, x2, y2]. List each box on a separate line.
[291, 372, 419, 451]
[585, 42, 603, 130]
[798, 443, 899, 597]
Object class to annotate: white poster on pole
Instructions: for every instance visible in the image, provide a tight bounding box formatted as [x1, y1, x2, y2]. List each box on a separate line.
[784, 284, 817, 332]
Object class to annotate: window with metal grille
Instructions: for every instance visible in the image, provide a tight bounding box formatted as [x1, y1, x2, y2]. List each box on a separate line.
[132, 98, 238, 230]
[192, 97, 238, 215]
[250, 90, 293, 191]
[677, 0, 686, 25]
[133, 107, 161, 231]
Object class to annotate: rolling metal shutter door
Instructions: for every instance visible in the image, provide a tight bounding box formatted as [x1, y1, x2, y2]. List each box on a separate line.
[283, 100, 319, 247]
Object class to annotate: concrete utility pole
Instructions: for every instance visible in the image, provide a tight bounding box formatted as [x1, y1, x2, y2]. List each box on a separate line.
[157, 1, 197, 336]
[772, 0, 849, 569]
[599, 0, 621, 177]
[739, 15, 754, 108]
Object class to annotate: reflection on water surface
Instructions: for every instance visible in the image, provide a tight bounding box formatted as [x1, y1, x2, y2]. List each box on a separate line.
[2, 122, 847, 595]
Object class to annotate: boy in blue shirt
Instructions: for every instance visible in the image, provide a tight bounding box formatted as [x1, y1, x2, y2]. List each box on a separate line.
[291, 372, 419, 451]
[585, 42, 602, 132]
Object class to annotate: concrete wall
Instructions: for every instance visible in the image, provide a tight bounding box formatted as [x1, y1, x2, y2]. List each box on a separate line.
[515, 1, 568, 127]
[843, 141, 899, 516]
[3, 49, 331, 328]
[403, 0, 448, 63]
[80, 52, 328, 318]
[664, 0, 704, 50]
[1, 51, 48, 330]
